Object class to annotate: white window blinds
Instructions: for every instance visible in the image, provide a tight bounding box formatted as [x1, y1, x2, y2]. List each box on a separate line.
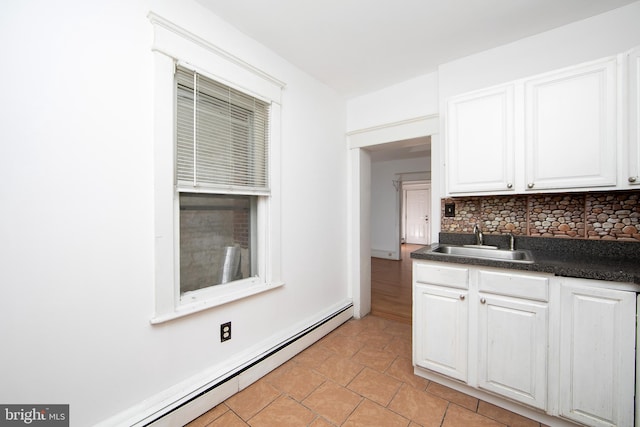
[176, 66, 270, 194]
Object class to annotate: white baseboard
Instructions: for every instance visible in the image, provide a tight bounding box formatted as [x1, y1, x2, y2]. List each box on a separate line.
[371, 249, 399, 260]
[148, 379, 239, 427]
[96, 301, 353, 427]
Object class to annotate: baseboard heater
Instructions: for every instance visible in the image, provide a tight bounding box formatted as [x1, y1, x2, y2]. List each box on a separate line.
[143, 303, 353, 426]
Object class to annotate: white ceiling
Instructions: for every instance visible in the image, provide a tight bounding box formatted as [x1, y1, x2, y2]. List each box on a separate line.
[196, 0, 637, 98]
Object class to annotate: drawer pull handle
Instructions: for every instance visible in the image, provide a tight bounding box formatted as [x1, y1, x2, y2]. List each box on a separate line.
[630, 176, 637, 183]
[480, 297, 486, 304]
[507, 183, 513, 189]
[527, 183, 535, 189]
[459, 295, 465, 301]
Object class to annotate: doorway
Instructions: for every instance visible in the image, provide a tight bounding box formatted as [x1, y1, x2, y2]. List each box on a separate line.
[402, 182, 431, 245]
[347, 115, 440, 319]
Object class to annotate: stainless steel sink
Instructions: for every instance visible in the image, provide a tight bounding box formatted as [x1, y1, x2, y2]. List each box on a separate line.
[431, 245, 534, 264]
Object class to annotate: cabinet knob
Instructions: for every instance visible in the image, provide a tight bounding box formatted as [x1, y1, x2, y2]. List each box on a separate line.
[459, 295, 465, 301]
[527, 183, 535, 189]
[506, 183, 513, 189]
[629, 176, 637, 183]
[480, 297, 486, 304]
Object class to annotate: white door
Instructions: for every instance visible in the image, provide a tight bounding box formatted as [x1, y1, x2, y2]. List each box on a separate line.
[405, 188, 430, 244]
[447, 84, 515, 194]
[558, 280, 636, 427]
[628, 46, 640, 186]
[524, 57, 617, 191]
[477, 294, 548, 410]
[414, 284, 468, 382]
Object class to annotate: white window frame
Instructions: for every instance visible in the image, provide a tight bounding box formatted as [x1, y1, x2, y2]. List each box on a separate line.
[149, 13, 284, 324]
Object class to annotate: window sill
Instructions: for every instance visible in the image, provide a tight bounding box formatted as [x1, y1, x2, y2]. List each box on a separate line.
[150, 281, 285, 325]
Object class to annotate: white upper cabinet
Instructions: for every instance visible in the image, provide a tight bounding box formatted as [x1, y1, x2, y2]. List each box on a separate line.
[445, 56, 620, 196]
[628, 47, 640, 186]
[524, 57, 617, 191]
[446, 85, 515, 194]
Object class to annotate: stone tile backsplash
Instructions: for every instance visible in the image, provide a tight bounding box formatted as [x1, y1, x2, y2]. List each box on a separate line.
[441, 190, 640, 242]
[529, 194, 585, 238]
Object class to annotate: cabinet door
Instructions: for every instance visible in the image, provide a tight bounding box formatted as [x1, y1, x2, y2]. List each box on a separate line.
[524, 57, 617, 190]
[447, 84, 515, 194]
[414, 284, 468, 381]
[628, 47, 640, 185]
[559, 281, 636, 427]
[477, 294, 548, 410]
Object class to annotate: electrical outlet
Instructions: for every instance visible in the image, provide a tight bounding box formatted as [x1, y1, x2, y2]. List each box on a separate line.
[444, 203, 456, 217]
[220, 322, 231, 342]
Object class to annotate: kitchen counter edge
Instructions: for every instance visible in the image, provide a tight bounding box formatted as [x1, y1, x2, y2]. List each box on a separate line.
[411, 242, 640, 286]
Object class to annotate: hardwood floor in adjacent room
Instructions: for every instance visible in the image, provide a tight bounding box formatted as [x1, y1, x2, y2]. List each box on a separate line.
[371, 244, 423, 324]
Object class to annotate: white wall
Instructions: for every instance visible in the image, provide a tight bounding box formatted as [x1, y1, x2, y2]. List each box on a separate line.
[371, 157, 430, 258]
[346, 1, 640, 133]
[346, 72, 438, 132]
[346, 67, 440, 265]
[0, 0, 348, 425]
[438, 1, 640, 101]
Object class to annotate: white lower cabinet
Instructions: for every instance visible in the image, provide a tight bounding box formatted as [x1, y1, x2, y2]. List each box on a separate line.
[558, 278, 636, 427]
[475, 269, 549, 410]
[413, 262, 469, 381]
[477, 293, 548, 410]
[414, 283, 468, 381]
[413, 260, 638, 427]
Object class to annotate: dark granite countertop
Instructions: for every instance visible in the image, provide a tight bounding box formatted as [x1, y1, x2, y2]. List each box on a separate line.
[411, 233, 640, 285]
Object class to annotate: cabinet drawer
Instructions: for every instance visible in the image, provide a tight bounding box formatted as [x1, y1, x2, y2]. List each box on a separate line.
[478, 270, 549, 301]
[414, 262, 469, 289]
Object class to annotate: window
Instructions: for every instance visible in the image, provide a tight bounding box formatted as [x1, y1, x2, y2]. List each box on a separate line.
[179, 193, 257, 293]
[175, 65, 270, 301]
[149, 18, 285, 323]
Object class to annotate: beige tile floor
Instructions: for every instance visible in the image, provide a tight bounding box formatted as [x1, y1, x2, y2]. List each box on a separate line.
[187, 314, 545, 427]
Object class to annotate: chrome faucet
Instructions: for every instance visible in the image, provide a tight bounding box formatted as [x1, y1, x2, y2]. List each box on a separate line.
[473, 224, 483, 246]
[509, 233, 515, 251]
